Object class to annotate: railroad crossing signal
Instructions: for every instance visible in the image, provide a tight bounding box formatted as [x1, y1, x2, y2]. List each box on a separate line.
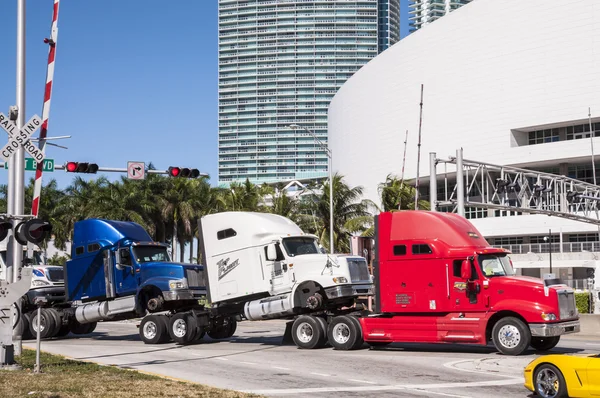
[127, 161, 145, 180]
[0, 112, 45, 163]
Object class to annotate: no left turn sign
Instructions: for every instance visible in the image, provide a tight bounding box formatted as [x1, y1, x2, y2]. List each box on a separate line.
[127, 161, 145, 180]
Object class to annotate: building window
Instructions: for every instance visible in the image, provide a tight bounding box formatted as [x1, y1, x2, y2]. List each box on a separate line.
[490, 237, 523, 245]
[528, 128, 560, 145]
[566, 122, 600, 140]
[530, 235, 559, 244]
[568, 233, 599, 242]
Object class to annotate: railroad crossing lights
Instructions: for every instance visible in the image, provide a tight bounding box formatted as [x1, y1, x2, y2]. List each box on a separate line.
[127, 161, 145, 180]
[0, 112, 45, 163]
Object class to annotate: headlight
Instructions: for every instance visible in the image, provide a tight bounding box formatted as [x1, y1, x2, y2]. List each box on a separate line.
[169, 279, 188, 290]
[541, 312, 557, 321]
[31, 280, 50, 287]
[332, 277, 348, 284]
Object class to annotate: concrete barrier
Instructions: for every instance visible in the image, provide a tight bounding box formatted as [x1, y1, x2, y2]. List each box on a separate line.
[579, 314, 600, 335]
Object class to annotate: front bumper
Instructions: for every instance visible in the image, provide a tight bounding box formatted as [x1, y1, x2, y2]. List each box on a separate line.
[163, 288, 206, 301]
[324, 283, 374, 300]
[529, 319, 580, 337]
[25, 286, 65, 305]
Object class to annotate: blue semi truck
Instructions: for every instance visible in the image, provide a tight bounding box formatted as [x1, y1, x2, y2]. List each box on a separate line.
[29, 219, 235, 344]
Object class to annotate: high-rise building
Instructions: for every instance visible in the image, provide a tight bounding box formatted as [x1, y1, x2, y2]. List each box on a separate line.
[408, 0, 472, 33]
[218, 0, 400, 185]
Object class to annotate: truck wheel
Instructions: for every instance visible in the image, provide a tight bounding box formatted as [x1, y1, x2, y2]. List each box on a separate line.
[346, 315, 365, 350]
[291, 315, 327, 349]
[207, 317, 237, 340]
[83, 322, 98, 334]
[29, 309, 56, 339]
[169, 313, 197, 345]
[534, 363, 568, 398]
[70, 320, 97, 335]
[530, 336, 560, 351]
[55, 324, 71, 338]
[327, 315, 362, 351]
[21, 313, 33, 340]
[140, 315, 168, 344]
[491, 317, 531, 355]
[45, 308, 63, 338]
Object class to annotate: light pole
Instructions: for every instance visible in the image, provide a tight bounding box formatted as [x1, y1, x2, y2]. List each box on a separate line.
[543, 229, 553, 275]
[288, 124, 334, 254]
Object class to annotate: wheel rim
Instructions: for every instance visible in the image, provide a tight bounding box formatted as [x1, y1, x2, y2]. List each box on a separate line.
[332, 323, 351, 344]
[296, 322, 314, 343]
[536, 368, 560, 398]
[32, 315, 46, 333]
[143, 321, 158, 340]
[498, 324, 521, 348]
[172, 319, 187, 338]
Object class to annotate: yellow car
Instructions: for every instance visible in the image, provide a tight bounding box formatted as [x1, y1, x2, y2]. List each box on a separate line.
[524, 354, 600, 397]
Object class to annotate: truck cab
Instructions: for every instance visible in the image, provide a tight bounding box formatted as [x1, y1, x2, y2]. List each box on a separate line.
[199, 212, 373, 320]
[66, 219, 206, 324]
[356, 211, 580, 355]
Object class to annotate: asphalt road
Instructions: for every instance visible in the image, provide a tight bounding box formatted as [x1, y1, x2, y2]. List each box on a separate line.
[24, 319, 600, 398]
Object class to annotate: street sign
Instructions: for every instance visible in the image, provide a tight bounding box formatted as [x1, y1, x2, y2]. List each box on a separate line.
[3, 158, 54, 172]
[0, 112, 45, 163]
[127, 161, 145, 180]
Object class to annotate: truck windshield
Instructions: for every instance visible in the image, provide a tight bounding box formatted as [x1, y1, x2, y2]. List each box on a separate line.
[282, 237, 320, 257]
[133, 246, 171, 263]
[478, 254, 515, 277]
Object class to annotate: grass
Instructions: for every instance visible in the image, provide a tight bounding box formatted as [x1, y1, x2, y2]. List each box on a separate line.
[0, 349, 261, 398]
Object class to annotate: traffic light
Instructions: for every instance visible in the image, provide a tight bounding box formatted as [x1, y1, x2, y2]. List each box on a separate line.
[0, 220, 12, 241]
[65, 161, 99, 174]
[14, 218, 52, 245]
[168, 167, 200, 178]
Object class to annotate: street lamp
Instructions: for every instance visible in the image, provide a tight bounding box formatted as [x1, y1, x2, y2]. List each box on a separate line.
[288, 124, 334, 254]
[543, 229, 553, 275]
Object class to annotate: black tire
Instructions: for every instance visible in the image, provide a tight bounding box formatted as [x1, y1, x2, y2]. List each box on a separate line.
[491, 316, 531, 355]
[45, 308, 63, 338]
[168, 313, 197, 345]
[530, 336, 560, 351]
[534, 363, 568, 398]
[194, 329, 206, 342]
[55, 324, 71, 337]
[139, 315, 168, 344]
[327, 315, 362, 351]
[313, 316, 329, 348]
[29, 309, 56, 339]
[291, 315, 327, 349]
[207, 317, 237, 340]
[21, 313, 33, 340]
[70, 319, 97, 335]
[83, 322, 98, 334]
[346, 315, 365, 350]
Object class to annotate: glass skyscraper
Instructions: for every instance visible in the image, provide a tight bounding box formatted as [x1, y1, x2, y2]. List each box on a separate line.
[408, 0, 472, 33]
[218, 0, 400, 185]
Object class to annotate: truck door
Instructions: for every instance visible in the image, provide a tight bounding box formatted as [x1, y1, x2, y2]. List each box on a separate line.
[264, 243, 291, 295]
[114, 247, 138, 297]
[448, 258, 488, 312]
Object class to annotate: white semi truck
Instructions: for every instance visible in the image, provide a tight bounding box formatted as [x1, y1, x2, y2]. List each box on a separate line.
[137, 212, 374, 348]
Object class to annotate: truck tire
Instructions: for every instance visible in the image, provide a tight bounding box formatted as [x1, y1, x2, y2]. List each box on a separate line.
[327, 315, 363, 351]
[45, 308, 63, 338]
[207, 317, 237, 340]
[346, 315, 365, 350]
[21, 313, 33, 340]
[291, 315, 327, 349]
[491, 316, 531, 355]
[530, 336, 560, 351]
[29, 309, 56, 339]
[70, 320, 97, 335]
[169, 313, 197, 345]
[140, 315, 169, 344]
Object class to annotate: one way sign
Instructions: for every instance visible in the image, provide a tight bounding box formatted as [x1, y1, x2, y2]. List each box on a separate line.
[127, 161, 145, 180]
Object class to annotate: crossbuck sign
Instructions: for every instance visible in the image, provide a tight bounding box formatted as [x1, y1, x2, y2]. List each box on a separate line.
[0, 112, 45, 163]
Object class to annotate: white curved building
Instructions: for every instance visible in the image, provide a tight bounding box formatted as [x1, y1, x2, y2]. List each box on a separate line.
[329, 0, 600, 287]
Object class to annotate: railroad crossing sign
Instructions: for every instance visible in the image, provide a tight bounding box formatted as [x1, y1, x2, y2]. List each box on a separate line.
[0, 112, 45, 163]
[127, 161, 145, 180]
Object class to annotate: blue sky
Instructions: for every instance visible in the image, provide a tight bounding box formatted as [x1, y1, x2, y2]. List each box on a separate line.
[0, 0, 409, 190]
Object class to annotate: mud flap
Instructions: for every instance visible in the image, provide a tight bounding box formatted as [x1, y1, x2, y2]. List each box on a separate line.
[282, 320, 294, 345]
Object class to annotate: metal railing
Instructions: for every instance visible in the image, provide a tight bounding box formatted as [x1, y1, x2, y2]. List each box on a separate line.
[492, 242, 600, 254]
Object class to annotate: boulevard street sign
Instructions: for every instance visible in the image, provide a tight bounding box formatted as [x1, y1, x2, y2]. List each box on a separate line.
[127, 161, 145, 180]
[3, 158, 54, 172]
[0, 112, 45, 163]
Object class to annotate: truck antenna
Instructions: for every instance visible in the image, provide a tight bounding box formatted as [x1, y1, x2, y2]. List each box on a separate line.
[414, 84, 424, 210]
[398, 129, 409, 210]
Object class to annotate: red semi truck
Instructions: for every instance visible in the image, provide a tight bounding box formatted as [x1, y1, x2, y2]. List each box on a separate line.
[327, 211, 580, 355]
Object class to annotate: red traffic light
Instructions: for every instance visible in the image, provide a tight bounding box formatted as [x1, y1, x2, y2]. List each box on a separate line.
[65, 162, 99, 174]
[168, 167, 200, 178]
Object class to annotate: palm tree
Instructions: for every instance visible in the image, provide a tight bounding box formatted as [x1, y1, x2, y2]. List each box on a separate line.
[297, 173, 374, 253]
[378, 173, 430, 211]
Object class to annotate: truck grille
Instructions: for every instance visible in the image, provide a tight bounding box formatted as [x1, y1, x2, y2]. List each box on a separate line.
[185, 268, 206, 288]
[558, 290, 578, 320]
[46, 267, 64, 282]
[348, 259, 370, 282]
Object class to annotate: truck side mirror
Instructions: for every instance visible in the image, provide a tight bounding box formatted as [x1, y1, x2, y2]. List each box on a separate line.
[266, 243, 277, 261]
[461, 259, 471, 280]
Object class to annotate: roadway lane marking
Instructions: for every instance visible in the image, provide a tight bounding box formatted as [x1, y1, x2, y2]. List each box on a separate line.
[443, 359, 522, 378]
[272, 366, 290, 370]
[587, 343, 600, 346]
[243, 378, 523, 395]
[214, 357, 229, 361]
[348, 379, 377, 384]
[310, 372, 331, 377]
[240, 361, 257, 365]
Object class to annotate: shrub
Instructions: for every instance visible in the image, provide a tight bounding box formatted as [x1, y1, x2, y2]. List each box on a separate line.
[575, 292, 590, 314]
